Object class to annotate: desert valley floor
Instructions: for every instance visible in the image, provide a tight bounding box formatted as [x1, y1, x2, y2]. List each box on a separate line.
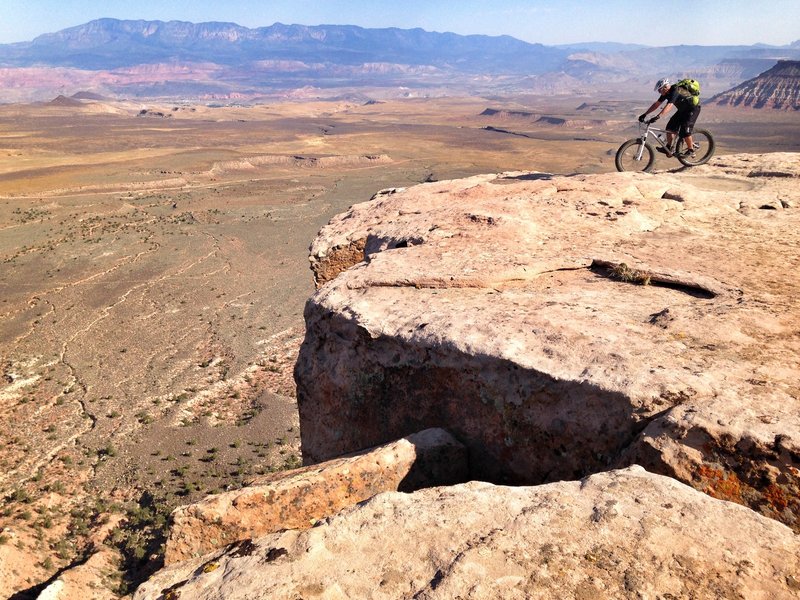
[1, 94, 799, 596]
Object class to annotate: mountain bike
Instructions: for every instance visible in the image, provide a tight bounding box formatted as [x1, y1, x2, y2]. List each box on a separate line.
[615, 119, 715, 172]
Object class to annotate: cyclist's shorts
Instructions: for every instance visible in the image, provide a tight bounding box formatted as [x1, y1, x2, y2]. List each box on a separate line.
[667, 105, 701, 137]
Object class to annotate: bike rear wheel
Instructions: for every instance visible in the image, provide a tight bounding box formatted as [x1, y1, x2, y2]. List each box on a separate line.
[615, 139, 655, 172]
[676, 129, 715, 167]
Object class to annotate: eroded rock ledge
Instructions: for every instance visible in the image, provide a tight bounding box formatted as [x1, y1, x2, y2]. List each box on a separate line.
[163, 428, 467, 564]
[135, 467, 800, 599]
[297, 153, 800, 530]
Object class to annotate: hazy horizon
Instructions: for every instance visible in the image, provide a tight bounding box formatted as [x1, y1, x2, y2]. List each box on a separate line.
[1, 0, 798, 48]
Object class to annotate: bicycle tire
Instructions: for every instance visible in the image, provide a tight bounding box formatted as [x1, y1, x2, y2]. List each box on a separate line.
[615, 139, 655, 172]
[676, 129, 715, 167]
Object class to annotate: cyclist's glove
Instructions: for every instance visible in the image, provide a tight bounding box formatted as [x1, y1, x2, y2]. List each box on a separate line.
[647, 116, 660, 123]
[638, 113, 647, 122]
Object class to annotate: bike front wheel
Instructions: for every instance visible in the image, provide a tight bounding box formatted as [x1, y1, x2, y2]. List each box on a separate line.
[676, 129, 715, 167]
[615, 139, 655, 172]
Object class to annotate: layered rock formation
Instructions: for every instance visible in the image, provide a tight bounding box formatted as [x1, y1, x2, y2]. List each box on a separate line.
[298, 154, 800, 531]
[134, 467, 800, 599]
[710, 60, 800, 109]
[163, 428, 467, 564]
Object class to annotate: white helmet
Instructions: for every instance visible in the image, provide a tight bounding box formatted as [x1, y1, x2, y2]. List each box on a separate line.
[654, 78, 671, 91]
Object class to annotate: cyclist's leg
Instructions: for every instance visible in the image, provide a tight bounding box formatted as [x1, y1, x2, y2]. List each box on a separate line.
[665, 112, 682, 150]
[679, 105, 701, 154]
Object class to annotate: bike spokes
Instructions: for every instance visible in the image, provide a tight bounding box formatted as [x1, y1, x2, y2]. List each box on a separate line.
[676, 129, 715, 167]
[615, 140, 655, 172]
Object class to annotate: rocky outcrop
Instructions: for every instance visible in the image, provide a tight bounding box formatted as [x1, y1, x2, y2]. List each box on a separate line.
[48, 94, 84, 106]
[129, 154, 800, 597]
[535, 116, 607, 127]
[133, 466, 800, 599]
[479, 108, 538, 119]
[710, 60, 800, 109]
[208, 154, 391, 177]
[296, 154, 800, 531]
[164, 428, 467, 564]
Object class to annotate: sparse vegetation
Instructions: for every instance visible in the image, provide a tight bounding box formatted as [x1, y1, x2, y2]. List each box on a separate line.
[136, 411, 155, 425]
[100, 444, 118, 458]
[609, 262, 652, 285]
[108, 492, 174, 595]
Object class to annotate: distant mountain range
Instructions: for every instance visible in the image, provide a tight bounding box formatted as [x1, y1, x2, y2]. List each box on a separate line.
[1, 19, 799, 102]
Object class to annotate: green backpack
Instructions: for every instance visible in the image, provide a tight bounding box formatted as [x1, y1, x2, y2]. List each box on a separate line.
[676, 78, 701, 106]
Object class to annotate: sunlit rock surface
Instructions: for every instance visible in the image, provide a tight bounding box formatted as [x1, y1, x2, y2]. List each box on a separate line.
[298, 154, 800, 530]
[134, 467, 800, 599]
[164, 428, 467, 564]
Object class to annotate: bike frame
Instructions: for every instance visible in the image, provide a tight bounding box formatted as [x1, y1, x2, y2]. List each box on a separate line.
[632, 121, 674, 160]
[616, 120, 713, 172]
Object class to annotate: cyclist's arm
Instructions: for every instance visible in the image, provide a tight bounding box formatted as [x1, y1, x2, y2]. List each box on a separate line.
[656, 102, 674, 119]
[641, 99, 663, 116]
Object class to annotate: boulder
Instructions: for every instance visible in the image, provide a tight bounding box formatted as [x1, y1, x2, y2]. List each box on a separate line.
[164, 428, 467, 564]
[295, 154, 800, 530]
[133, 467, 800, 599]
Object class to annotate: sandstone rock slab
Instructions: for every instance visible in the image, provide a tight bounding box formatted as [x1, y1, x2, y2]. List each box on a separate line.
[164, 428, 466, 564]
[133, 467, 800, 600]
[295, 154, 800, 530]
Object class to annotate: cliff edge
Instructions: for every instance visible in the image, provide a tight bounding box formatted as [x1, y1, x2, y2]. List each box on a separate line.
[298, 153, 800, 529]
[133, 154, 800, 599]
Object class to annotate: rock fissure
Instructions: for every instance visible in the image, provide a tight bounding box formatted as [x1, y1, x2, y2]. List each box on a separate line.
[9, 550, 96, 600]
[311, 238, 367, 288]
[590, 259, 718, 299]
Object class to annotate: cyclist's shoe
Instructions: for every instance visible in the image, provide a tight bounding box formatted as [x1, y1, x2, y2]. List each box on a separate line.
[678, 142, 700, 157]
[656, 147, 673, 157]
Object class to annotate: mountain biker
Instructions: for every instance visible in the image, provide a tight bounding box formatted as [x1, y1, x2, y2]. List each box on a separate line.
[638, 78, 700, 157]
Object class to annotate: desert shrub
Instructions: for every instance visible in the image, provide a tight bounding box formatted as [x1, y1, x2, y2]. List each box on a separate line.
[46, 481, 66, 494]
[283, 454, 302, 470]
[53, 538, 72, 560]
[610, 262, 652, 285]
[110, 491, 174, 595]
[7, 488, 32, 503]
[100, 444, 118, 458]
[136, 411, 154, 425]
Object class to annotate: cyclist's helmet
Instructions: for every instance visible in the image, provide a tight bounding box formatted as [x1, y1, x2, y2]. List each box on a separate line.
[654, 78, 671, 92]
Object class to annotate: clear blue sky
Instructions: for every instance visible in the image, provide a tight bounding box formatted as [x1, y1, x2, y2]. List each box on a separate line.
[0, 0, 797, 47]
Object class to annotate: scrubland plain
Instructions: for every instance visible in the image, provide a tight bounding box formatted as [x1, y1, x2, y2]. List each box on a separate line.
[1, 94, 799, 596]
